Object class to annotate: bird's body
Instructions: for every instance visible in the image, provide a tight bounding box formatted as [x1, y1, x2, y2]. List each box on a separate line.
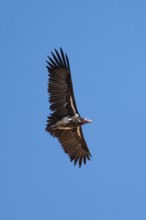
[46, 48, 92, 167]
[48, 115, 80, 130]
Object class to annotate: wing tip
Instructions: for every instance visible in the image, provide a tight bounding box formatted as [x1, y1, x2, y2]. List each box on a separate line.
[71, 152, 92, 168]
[46, 47, 70, 70]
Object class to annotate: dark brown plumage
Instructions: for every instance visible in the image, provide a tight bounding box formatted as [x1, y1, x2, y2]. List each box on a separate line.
[46, 48, 92, 167]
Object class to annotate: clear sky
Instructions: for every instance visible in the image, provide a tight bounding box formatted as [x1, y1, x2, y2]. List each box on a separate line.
[0, 0, 146, 219]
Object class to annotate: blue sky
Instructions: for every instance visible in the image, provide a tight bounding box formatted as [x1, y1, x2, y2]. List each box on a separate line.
[0, 0, 146, 219]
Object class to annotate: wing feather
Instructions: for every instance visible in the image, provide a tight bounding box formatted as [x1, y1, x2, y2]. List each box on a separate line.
[46, 48, 79, 127]
[58, 127, 91, 167]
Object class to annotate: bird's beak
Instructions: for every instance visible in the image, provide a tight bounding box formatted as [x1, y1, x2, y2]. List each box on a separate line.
[84, 118, 92, 123]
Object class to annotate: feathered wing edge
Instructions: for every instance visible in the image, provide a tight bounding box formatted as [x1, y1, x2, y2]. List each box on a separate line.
[46, 47, 79, 115]
[57, 127, 92, 167]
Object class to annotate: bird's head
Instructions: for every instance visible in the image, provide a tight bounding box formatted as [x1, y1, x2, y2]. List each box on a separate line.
[81, 118, 92, 125]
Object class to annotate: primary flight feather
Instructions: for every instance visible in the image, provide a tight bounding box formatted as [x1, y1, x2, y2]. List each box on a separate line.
[46, 48, 92, 167]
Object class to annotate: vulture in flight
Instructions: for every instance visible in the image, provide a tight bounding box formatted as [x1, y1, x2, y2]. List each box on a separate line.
[46, 48, 92, 167]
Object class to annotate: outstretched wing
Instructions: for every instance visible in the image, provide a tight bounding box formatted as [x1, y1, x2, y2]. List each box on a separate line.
[57, 126, 92, 167]
[46, 48, 79, 126]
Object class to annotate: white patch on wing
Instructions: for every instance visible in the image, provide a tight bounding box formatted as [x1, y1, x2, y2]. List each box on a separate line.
[70, 96, 77, 115]
[57, 127, 71, 130]
[77, 126, 81, 138]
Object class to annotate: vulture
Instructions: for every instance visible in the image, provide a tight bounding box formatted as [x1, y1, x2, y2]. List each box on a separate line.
[46, 48, 92, 167]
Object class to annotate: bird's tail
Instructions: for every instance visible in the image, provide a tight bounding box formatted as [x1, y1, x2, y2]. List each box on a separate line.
[46, 116, 61, 137]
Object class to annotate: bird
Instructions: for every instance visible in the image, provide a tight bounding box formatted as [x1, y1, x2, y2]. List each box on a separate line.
[46, 48, 92, 167]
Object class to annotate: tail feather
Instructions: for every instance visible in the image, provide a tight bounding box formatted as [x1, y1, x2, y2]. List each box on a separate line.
[46, 116, 62, 137]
